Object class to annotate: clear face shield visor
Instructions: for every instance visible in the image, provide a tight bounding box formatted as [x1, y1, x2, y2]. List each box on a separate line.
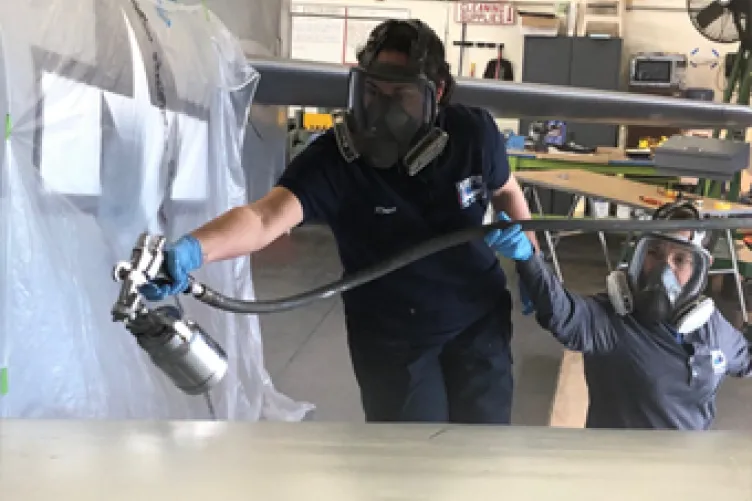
[627, 232, 711, 314]
[347, 64, 436, 137]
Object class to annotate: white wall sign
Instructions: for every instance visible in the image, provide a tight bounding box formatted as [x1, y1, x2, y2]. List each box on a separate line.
[291, 15, 345, 64]
[343, 9, 411, 65]
[290, 3, 346, 16]
[455, 2, 516, 25]
[291, 3, 410, 65]
[347, 7, 410, 19]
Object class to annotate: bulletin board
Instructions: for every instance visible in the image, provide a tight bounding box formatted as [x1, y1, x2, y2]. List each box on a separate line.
[291, 3, 410, 65]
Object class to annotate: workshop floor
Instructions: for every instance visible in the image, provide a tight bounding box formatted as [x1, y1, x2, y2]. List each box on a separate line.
[254, 225, 752, 430]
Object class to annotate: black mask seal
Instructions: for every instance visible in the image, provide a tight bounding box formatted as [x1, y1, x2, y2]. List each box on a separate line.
[333, 20, 448, 175]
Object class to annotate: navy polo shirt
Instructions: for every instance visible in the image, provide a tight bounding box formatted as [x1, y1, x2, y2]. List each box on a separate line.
[276, 104, 512, 336]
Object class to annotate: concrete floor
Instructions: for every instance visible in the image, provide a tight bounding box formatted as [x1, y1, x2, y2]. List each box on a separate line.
[254, 225, 752, 429]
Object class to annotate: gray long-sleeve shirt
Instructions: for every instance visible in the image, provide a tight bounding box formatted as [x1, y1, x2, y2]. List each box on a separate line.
[517, 254, 752, 430]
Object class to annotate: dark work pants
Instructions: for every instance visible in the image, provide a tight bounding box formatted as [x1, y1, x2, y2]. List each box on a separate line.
[346, 300, 514, 424]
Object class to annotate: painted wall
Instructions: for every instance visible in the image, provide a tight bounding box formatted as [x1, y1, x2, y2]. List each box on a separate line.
[290, 0, 739, 134]
[626, 4, 735, 95]
[291, 0, 737, 94]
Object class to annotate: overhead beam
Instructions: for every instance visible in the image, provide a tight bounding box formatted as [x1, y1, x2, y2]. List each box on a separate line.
[248, 57, 752, 128]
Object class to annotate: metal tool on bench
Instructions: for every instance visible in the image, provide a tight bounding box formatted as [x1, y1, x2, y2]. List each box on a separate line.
[111, 233, 228, 396]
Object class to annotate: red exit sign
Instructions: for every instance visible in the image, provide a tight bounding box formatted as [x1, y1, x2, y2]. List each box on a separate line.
[456, 2, 516, 25]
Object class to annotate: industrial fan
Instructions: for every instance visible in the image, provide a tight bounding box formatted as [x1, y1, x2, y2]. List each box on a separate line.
[688, 0, 752, 198]
[689, 0, 748, 44]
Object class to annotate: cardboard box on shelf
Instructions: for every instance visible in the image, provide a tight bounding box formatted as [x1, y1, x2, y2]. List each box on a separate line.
[519, 14, 562, 36]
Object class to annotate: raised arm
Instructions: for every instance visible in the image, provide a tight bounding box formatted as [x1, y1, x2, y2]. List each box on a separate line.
[485, 214, 618, 354]
[515, 253, 619, 354]
[492, 174, 539, 251]
[479, 109, 539, 251]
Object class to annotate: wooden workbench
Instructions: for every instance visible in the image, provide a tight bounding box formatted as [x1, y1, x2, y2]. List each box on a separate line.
[508, 150, 659, 177]
[515, 169, 752, 216]
[515, 169, 752, 287]
[2, 420, 752, 500]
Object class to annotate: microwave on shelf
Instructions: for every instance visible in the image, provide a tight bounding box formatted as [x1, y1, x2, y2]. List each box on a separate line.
[629, 53, 687, 89]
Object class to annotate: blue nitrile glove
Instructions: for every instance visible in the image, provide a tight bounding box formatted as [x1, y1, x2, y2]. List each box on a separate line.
[140, 235, 203, 301]
[483, 212, 534, 261]
[485, 212, 535, 315]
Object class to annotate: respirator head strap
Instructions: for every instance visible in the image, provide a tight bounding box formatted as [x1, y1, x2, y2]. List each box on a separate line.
[653, 200, 700, 221]
[652, 200, 708, 248]
[360, 19, 431, 75]
[332, 111, 359, 164]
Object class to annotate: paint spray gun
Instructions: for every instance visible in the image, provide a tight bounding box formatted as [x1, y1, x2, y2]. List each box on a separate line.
[111, 233, 228, 397]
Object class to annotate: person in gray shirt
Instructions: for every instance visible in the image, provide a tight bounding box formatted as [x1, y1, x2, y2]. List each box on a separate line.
[486, 201, 752, 430]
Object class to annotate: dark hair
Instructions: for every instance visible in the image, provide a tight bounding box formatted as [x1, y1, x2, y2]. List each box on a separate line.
[356, 19, 455, 105]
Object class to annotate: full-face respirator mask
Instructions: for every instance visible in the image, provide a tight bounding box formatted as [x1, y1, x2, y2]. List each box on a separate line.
[333, 19, 449, 176]
[606, 202, 715, 335]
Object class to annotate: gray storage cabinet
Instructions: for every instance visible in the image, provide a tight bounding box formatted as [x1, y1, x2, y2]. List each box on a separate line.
[519, 36, 623, 216]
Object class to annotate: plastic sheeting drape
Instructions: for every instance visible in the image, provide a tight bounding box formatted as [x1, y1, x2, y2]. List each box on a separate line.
[0, 0, 313, 420]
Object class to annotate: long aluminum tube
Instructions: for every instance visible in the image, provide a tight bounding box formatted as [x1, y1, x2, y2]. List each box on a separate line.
[247, 57, 752, 128]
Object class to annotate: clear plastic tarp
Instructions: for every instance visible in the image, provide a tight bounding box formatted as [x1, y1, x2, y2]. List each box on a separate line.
[0, 0, 313, 420]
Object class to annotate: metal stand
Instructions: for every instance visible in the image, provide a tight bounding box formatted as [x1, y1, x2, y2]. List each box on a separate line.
[525, 186, 612, 283]
[710, 229, 749, 324]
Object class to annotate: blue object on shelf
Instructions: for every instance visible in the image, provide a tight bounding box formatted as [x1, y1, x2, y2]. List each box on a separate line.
[506, 134, 526, 151]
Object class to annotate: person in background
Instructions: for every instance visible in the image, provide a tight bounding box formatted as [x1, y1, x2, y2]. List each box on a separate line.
[141, 19, 536, 424]
[486, 201, 752, 429]
[482, 44, 514, 81]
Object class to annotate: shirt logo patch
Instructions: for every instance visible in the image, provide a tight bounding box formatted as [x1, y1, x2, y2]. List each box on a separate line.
[710, 349, 727, 375]
[456, 175, 485, 209]
[374, 206, 397, 215]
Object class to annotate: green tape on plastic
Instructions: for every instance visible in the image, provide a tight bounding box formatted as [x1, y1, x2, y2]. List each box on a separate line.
[0, 368, 8, 396]
[5, 113, 11, 140]
[202, 0, 209, 21]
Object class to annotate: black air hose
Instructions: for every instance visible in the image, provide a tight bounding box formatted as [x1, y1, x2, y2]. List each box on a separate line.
[187, 217, 752, 314]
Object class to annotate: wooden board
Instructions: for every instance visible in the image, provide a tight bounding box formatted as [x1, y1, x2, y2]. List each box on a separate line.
[510, 148, 637, 165]
[537, 151, 616, 164]
[549, 350, 588, 428]
[2, 420, 752, 500]
[515, 169, 752, 216]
